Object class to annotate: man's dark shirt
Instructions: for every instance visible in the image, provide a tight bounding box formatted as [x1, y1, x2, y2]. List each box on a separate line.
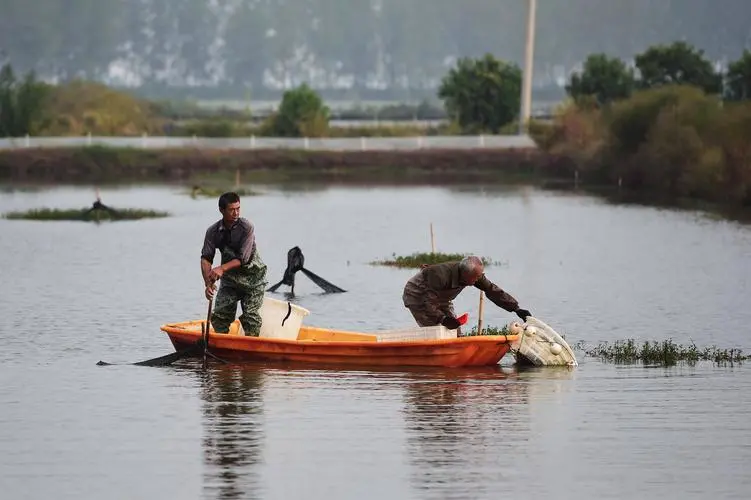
[201, 217, 256, 265]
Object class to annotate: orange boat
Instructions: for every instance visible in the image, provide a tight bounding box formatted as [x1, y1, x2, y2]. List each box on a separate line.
[160, 320, 519, 368]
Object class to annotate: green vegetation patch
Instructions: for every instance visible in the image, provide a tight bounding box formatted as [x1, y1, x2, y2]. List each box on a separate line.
[4, 207, 170, 222]
[462, 325, 513, 337]
[188, 185, 262, 198]
[583, 339, 749, 366]
[370, 252, 497, 269]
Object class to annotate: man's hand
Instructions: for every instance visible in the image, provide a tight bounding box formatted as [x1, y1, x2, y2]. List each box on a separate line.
[205, 283, 216, 301]
[441, 315, 462, 330]
[515, 308, 532, 321]
[209, 266, 224, 281]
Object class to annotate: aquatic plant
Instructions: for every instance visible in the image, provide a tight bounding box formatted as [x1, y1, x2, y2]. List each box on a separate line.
[4, 207, 170, 222]
[370, 252, 498, 268]
[189, 185, 261, 198]
[583, 339, 749, 366]
[463, 324, 512, 337]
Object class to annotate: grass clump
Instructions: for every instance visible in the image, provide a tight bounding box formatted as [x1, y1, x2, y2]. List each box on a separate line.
[370, 252, 497, 268]
[585, 339, 749, 366]
[4, 207, 170, 222]
[189, 185, 261, 198]
[463, 324, 512, 337]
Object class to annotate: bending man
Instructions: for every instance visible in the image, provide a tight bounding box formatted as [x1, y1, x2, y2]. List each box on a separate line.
[402, 256, 531, 331]
[201, 192, 268, 336]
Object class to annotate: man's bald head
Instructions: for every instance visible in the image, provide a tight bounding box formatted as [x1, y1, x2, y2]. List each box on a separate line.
[459, 256, 484, 285]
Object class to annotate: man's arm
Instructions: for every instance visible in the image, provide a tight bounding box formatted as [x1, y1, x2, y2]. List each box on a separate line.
[237, 220, 255, 265]
[201, 258, 213, 285]
[422, 289, 448, 323]
[474, 275, 520, 312]
[216, 259, 242, 275]
[201, 226, 217, 285]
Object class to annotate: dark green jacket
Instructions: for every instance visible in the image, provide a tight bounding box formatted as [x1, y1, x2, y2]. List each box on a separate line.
[402, 261, 519, 316]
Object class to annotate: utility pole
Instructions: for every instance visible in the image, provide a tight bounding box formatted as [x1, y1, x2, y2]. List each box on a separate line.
[519, 0, 537, 135]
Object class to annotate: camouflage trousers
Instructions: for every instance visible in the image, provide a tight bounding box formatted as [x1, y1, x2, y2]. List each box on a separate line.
[212, 265, 268, 336]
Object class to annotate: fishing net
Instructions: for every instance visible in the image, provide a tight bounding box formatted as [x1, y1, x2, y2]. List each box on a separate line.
[267, 246, 346, 295]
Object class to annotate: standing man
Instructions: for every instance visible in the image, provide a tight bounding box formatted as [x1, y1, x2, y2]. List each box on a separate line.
[201, 192, 268, 336]
[402, 256, 531, 331]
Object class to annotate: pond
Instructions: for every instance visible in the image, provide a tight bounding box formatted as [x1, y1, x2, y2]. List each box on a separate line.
[1, 183, 749, 499]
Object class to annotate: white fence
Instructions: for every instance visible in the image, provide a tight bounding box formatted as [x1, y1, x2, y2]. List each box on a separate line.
[0, 134, 537, 151]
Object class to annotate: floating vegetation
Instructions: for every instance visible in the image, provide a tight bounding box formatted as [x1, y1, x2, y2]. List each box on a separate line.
[189, 185, 261, 198]
[463, 325, 512, 337]
[188, 167, 262, 198]
[370, 252, 500, 269]
[4, 207, 170, 222]
[0, 185, 44, 194]
[583, 339, 749, 366]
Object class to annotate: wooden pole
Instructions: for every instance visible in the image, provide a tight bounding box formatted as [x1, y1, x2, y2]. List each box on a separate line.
[234, 168, 241, 189]
[430, 223, 435, 254]
[477, 291, 485, 334]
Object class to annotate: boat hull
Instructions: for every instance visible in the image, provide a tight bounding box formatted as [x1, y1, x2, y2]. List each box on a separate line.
[160, 322, 517, 368]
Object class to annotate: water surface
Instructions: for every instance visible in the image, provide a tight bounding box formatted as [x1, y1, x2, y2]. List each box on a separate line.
[1, 184, 749, 499]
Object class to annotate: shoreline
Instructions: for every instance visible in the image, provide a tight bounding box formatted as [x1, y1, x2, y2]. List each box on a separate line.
[1, 146, 749, 224]
[0, 146, 568, 183]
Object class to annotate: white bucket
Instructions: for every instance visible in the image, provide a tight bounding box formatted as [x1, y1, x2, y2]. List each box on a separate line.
[258, 296, 311, 340]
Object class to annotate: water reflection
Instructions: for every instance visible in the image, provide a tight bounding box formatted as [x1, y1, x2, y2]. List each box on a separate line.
[400, 366, 531, 499]
[198, 364, 266, 500]
[1, 183, 750, 500]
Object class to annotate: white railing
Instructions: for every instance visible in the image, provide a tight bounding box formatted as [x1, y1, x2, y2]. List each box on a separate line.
[0, 134, 537, 151]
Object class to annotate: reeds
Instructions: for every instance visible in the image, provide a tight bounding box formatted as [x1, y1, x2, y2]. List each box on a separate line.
[463, 325, 512, 336]
[4, 207, 170, 222]
[370, 252, 494, 269]
[583, 339, 748, 366]
[189, 186, 261, 198]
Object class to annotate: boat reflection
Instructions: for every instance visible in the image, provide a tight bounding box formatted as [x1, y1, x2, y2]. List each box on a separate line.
[198, 364, 267, 500]
[400, 364, 576, 499]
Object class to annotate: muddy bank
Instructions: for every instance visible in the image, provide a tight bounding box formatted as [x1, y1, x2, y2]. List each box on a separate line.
[0, 146, 571, 184]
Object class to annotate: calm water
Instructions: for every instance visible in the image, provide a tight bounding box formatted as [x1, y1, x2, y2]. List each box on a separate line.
[1, 184, 750, 500]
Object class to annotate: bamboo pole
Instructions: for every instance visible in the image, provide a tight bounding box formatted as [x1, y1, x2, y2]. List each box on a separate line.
[477, 291, 485, 334]
[430, 223, 435, 254]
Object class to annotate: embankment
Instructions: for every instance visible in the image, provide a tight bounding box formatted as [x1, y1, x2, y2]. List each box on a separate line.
[0, 146, 571, 184]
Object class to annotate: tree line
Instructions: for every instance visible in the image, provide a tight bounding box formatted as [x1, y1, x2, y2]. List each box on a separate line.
[537, 43, 751, 209]
[3, 39, 751, 138]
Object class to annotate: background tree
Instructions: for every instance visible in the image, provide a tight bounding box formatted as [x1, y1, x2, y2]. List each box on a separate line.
[725, 50, 751, 101]
[265, 84, 330, 137]
[438, 54, 522, 133]
[566, 53, 635, 105]
[634, 41, 722, 94]
[0, 63, 50, 137]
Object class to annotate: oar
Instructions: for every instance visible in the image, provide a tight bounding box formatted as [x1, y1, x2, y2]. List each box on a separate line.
[201, 293, 228, 367]
[202, 298, 211, 367]
[98, 290, 227, 368]
[96, 345, 201, 367]
[97, 299, 217, 368]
